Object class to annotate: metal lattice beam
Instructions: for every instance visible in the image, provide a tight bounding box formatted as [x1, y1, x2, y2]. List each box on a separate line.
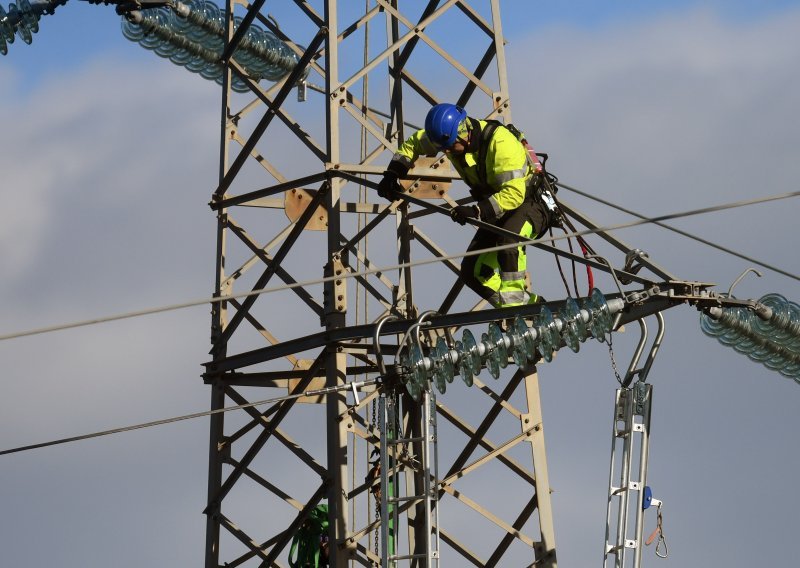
[204, 2, 563, 566]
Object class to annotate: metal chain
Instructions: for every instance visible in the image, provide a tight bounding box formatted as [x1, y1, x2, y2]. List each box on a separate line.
[371, 397, 379, 563]
[606, 333, 624, 385]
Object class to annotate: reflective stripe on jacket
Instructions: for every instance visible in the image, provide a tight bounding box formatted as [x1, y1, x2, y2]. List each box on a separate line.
[391, 120, 533, 218]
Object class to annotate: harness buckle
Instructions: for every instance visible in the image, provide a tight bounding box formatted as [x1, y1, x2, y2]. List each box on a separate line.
[540, 189, 557, 212]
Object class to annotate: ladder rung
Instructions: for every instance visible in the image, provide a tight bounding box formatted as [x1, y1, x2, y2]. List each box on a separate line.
[387, 436, 425, 444]
[610, 481, 641, 496]
[388, 495, 428, 503]
[389, 553, 430, 561]
[606, 539, 637, 553]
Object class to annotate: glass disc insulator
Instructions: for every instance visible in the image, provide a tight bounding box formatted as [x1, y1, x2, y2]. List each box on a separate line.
[454, 341, 472, 387]
[699, 311, 728, 338]
[507, 318, 527, 367]
[430, 356, 446, 395]
[590, 288, 613, 337]
[429, 340, 447, 394]
[746, 343, 773, 363]
[514, 315, 538, 362]
[19, 3, 38, 35]
[562, 297, 583, 353]
[17, 0, 39, 34]
[581, 296, 604, 343]
[399, 351, 421, 401]
[717, 309, 748, 346]
[231, 75, 251, 93]
[436, 337, 456, 384]
[577, 301, 590, 339]
[18, 0, 39, 34]
[488, 322, 509, 368]
[459, 329, 481, 386]
[7, 4, 32, 44]
[482, 332, 501, 379]
[154, 38, 178, 58]
[731, 335, 759, 355]
[753, 293, 793, 342]
[409, 344, 427, 401]
[169, 48, 194, 66]
[779, 361, 800, 380]
[535, 306, 558, 362]
[0, 6, 15, 44]
[763, 351, 791, 371]
[185, 55, 208, 73]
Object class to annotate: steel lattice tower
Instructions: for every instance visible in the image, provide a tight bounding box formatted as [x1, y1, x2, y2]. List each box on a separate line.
[203, 2, 557, 566]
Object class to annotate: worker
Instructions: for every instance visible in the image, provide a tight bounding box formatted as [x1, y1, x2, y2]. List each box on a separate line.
[377, 103, 553, 307]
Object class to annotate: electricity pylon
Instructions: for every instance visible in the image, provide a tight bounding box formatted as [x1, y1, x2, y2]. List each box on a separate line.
[202, 1, 558, 566]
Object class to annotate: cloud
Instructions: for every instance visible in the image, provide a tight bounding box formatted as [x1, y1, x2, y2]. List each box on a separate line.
[0, 54, 219, 567]
[0, 57, 220, 319]
[503, 7, 800, 566]
[509, 7, 800, 204]
[506, 6, 800, 292]
[1, 4, 799, 568]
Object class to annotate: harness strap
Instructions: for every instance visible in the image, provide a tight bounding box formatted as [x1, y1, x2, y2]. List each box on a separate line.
[477, 119, 501, 187]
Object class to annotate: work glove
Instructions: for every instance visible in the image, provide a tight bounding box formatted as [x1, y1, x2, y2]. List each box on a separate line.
[377, 172, 400, 201]
[377, 160, 411, 201]
[449, 205, 479, 226]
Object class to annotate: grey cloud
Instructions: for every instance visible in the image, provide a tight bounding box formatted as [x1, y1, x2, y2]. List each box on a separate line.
[1, 5, 800, 568]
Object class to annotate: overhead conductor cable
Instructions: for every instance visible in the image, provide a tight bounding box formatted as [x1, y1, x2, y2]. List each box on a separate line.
[0, 189, 798, 342]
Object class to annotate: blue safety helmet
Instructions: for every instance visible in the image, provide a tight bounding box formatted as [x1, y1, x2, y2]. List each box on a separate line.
[424, 103, 468, 149]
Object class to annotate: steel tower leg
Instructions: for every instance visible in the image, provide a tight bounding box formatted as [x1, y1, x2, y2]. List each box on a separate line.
[523, 368, 558, 567]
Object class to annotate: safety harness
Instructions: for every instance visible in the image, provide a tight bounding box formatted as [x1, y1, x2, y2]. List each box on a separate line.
[475, 119, 596, 296]
[472, 120, 552, 209]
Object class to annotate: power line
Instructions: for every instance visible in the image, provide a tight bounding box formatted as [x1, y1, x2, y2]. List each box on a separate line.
[557, 182, 799, 282]
[2, 191, 798, 454]
[0, 189, 797, 343]
[0, 379, 377, 457]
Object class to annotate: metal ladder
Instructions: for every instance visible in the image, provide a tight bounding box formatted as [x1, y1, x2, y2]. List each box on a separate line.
[603, 381, 653, 568]
[379, 390, 440, 567]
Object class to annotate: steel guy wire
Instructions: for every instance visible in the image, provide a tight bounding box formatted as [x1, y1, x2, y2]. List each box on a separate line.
[0, 189, 798, 343]
[0, 378, 378, 457]
[557, 181, 799, 282]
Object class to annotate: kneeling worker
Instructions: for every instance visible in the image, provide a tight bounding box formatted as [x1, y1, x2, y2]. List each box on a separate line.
[377, 103, 553, 308]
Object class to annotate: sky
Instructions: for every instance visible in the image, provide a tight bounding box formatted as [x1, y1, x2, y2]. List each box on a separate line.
[1, 1, 799, 567]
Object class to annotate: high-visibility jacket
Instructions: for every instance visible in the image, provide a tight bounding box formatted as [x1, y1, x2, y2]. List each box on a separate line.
[390, 119, 534, 221]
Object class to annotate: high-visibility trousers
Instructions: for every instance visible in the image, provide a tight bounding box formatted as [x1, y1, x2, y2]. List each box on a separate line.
[460, 200, 550, 308]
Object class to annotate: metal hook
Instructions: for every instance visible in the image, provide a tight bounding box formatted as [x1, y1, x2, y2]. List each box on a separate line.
[395, 310, 437, 362]
[411, 310, 439, 350]
[585, 253, 628, 300]
[727, 267, 763, 297]
[621, 312, 666, 387]
[619, 249, 649, 285]
[638, 312, 665, 383]
[373, 314, 398, 378]
[622, 318, 648, 387]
